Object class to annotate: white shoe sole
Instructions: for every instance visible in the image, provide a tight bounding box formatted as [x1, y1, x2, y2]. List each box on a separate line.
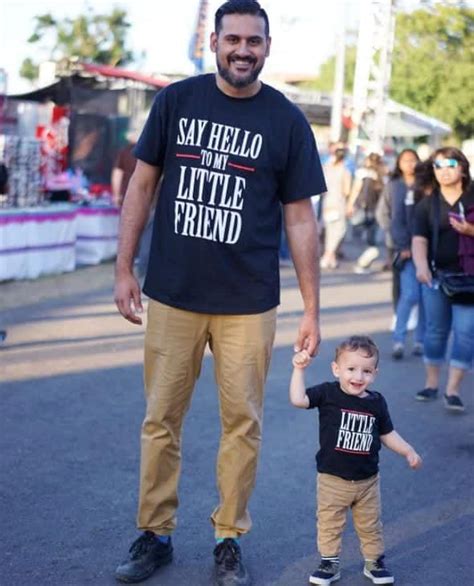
[363, 567, 394, 584]
[309, 571, 341, 585]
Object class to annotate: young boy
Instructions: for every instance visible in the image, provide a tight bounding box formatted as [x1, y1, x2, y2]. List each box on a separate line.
[290, 335, 422, 585]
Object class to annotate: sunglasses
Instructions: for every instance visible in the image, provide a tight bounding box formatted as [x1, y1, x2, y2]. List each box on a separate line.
[433, 158, 459, 169]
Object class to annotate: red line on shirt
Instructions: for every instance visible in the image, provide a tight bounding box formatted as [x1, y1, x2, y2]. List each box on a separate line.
[228, 162, 256, 172]
[335, 447, 370, 455]
[176, 153, 201, 159]
[341, 408, 372, 417]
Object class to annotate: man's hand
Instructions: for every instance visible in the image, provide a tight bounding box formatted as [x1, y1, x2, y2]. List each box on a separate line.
[294, 312, 321, 357]
[114, 271, 143, 325]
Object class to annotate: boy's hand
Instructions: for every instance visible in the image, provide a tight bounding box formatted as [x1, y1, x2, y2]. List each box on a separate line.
[406, 449, 422, 469]
[292, 349, 312, 369]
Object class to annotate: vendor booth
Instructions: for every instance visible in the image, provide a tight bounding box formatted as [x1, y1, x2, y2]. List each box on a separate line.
[0, 62, 169, 281]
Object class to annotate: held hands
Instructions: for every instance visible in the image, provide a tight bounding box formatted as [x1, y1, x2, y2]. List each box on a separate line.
[406, 448, 423, 470]
[292, 349, 312, 369]
[114, 271, 143, 325]
[295, 313, 321, 357]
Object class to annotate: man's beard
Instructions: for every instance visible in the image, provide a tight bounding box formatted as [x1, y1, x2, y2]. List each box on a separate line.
[216, 57, 264, 89]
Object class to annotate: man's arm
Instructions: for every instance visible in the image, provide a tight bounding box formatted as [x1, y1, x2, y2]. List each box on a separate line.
[284, 198, 321, 356]
[114, 160, 161, 325]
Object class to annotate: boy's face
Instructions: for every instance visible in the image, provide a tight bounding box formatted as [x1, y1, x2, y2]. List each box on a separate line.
[331, 349, 378, 397]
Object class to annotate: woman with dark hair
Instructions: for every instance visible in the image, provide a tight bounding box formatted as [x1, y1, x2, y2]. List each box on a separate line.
[412, 146, 474, 412]
[388, 149, 425, 359]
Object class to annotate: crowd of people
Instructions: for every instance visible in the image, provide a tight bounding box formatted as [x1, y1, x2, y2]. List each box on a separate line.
[319, 143, 474, 414]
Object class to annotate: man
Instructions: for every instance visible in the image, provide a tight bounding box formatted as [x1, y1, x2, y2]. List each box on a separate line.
[114, 1, 326, 584]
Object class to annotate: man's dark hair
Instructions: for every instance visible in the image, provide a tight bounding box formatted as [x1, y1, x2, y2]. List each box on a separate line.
[215, 0, 270, 37]
[335, 336, 379, 367]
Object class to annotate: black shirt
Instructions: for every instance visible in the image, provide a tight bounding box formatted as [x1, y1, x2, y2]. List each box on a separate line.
[413, 188, 474, 272]
[134, 74, 326, 314]
[306, 381, 394, 481]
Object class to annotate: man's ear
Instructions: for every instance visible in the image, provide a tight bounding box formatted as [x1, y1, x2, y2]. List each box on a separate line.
[210, 32, 218, 54]
[265, 36, 272, 57]
[331, 361, 339, 378]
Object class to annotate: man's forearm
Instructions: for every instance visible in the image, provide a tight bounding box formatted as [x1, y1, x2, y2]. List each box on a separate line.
[285, 205, 320, 316]
[116, 175, 156, 275]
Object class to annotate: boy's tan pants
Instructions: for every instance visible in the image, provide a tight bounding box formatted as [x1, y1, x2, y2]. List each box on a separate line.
[317, 472, 384, 560]
[138, 300, 276, 538]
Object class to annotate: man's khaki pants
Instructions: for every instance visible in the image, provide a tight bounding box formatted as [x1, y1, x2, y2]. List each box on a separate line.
[138, 300, 276, 538]
[317, 472, 384, 560]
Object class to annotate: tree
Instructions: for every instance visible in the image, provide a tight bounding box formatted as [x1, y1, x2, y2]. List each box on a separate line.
[300, 46, 357, 94]
[297, 2, 473, 140]
[20, 7, 133, 81]
[390, 3, 474, 140]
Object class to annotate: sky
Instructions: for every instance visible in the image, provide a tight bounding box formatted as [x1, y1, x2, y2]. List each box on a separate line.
[0, 0, 461, 94]
[0, 0, 366, 93]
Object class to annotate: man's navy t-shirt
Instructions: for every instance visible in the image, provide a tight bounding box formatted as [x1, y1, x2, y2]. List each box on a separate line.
[306, 381, 394, 480]
[134, 74, 326, 314]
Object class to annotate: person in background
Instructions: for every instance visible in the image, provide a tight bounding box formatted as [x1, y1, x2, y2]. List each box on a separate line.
[348, 153, 386, 274]
[290, 336, 422, 585]
[111, 128, 139, 208]
[412, 147, 474, 412]
[320, 144, 352, 269]
[113, 2, 326, 584]
[388, 149, 425, 359]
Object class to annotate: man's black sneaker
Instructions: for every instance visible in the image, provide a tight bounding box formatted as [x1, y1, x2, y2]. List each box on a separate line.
[309, 558, 341, 584]
[415, 387, 438, 401]
[363, 556, 394, 584]
[115, 532, 173, 583]
[213, 538, 250, 586]
[444, 394, 465, 412]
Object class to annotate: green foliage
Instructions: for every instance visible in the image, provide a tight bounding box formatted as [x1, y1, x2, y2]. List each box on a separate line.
[391, 3, 474, 140]
[297, 2, 473, 140]
[20, 7, 133, 81]
[300, 46, 357, 93]
[19, 58, 39, 82]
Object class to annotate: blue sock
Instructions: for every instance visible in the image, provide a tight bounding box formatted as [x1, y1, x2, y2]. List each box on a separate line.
[155, 535, 170, 544]
[216, 537, 239, 545]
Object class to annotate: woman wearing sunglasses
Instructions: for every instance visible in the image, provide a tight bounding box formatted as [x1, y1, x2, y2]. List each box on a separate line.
[412, 147, 474, 412]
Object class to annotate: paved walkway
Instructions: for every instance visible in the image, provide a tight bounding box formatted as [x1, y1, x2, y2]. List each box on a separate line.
[1, 257, 473, 585]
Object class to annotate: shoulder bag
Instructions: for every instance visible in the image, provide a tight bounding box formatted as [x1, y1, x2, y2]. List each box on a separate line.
[431, 193, 474, 305]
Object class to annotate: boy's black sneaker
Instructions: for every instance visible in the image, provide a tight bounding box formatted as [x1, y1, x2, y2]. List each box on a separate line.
[363, 556, 394, 584]
[309, 558, 341, 585]
[415, 387, 438, 401]
[115, 532, 173, 583]
[213, 538, 250, 586]
[444, 394, 465, 412]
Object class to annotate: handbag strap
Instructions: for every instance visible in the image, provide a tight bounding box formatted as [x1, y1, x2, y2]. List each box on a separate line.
[430, 191, 441, 274]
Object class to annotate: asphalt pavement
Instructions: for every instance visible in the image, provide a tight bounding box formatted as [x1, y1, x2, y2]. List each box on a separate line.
[1, 255, 473, 586]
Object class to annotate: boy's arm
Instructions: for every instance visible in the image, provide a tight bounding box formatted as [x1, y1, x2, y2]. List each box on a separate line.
[289, 350, 311, 409]
[381, 430, 422, 469]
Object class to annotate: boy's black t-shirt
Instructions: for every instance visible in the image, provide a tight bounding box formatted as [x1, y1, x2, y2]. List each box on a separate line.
[306, 381, 394, 481]
[134, 74, 326, 315]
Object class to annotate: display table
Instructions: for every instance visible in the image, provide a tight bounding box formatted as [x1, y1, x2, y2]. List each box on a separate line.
[0, 205, 76, 281]
[0, 203, 120, 281]
[75, 205, 120, 265]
